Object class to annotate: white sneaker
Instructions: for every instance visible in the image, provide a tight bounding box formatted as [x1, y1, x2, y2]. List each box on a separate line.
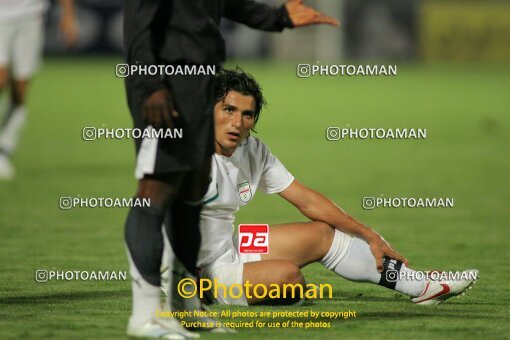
[0, 154, 14, 180]
[412, 269, 479, 305]
[127, 317, 200, 339]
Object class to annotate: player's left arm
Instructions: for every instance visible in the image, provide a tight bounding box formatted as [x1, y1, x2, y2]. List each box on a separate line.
[279, 180, 408, 272]
[223, 0, 338, 32]
[58, 0, 78, 47]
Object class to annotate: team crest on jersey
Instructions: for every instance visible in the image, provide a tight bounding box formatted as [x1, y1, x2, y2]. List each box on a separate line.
[237, 181, 252, 203]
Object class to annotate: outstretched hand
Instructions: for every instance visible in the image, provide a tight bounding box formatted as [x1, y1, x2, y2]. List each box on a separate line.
[285, 0, 339, 28]
[367, 233, 409, 273]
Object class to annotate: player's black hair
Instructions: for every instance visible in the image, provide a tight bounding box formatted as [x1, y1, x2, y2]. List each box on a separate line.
[213, 67, 266, 130]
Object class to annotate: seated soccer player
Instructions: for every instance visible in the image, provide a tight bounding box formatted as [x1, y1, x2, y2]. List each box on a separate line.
[170, 68, 478, 308]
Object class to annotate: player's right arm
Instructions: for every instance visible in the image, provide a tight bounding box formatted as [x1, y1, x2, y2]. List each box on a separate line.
[255, 140, 406, 271]
[123, 0, 178, 128]
[279, 180, 408, 272]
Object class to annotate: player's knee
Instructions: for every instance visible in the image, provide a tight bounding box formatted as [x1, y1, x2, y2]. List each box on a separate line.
[279, 263, 305, 304]
[311, 221, 335, 251]
[280, 262, 305, 286]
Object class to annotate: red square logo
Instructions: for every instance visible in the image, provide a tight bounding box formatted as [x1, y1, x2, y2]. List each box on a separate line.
[239, 224, 269, 254]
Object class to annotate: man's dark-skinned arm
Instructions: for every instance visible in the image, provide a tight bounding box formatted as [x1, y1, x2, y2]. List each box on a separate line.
[124, 0, 178, 128]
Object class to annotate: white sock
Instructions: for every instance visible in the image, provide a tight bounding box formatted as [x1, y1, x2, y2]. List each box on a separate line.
[395, 265, 426, 297]
[321, 233, 426, 297]
[320, 229, 353, 273]
[0, 105, 27, 155]
[127, 250, 161, 328]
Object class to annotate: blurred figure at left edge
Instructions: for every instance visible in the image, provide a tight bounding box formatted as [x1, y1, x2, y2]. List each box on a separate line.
[0, 0, 77, 179]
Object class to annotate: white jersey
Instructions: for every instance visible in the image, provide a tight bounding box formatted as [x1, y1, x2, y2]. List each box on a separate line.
[197, 137, 294, 267]
[0, 0, 49, 20]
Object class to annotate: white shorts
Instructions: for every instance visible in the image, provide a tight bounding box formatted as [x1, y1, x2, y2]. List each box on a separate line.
[200, 233, 261, 306]
[0, 14, 45, 79]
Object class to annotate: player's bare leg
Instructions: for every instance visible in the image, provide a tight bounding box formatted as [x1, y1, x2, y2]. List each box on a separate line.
[259, 221, 477, 303]
[237, 221, 331, 305]
[243, 259, 306, 305]
[261, 221, 334, 267]
[0, 76, 28, 179]
[260, 221, 426, 297]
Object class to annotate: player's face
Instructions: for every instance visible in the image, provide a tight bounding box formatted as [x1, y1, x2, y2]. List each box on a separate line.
[214, 90, 256, 157]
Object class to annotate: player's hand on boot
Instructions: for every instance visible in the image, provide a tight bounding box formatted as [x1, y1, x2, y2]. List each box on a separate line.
[285, 0, 339, 27]
[368, 234, 409, 273]
[142, 89, 179, 129]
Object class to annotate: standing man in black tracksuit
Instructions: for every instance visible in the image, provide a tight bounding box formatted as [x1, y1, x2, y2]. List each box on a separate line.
[123, 1, 338, 337]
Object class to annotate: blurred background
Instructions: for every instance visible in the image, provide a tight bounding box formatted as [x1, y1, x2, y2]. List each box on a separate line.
[0, 0, 508, 338]
[44, 0, 510, 62]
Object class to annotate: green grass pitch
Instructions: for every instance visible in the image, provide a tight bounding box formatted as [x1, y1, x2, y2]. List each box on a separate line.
[0, 58, 509, 339]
